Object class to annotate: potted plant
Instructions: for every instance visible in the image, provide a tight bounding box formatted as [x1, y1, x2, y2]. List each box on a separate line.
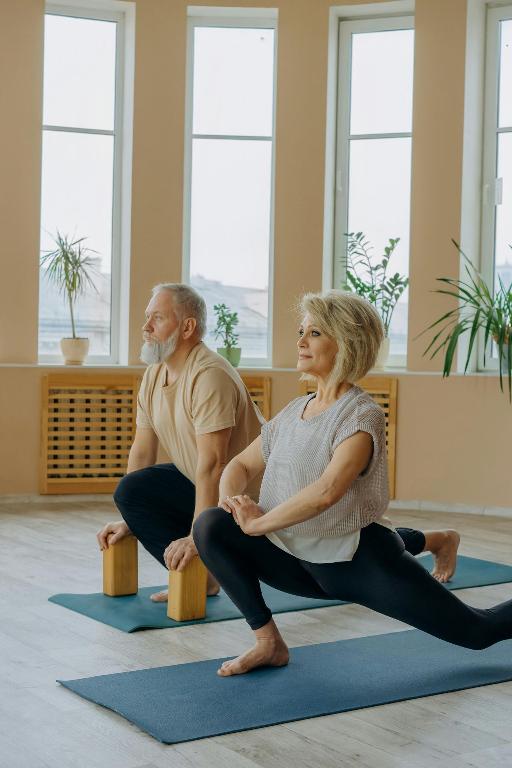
[418, 240, 512, 400]
[213, 303, 241, 367]
[40, 232, 98, 365]
[343, 232, 409, 368]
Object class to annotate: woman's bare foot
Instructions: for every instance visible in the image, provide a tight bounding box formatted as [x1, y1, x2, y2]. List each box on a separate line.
[218, 620, 289, 677]
[150, 571, 220, 602]
[424, 529, 460, 582]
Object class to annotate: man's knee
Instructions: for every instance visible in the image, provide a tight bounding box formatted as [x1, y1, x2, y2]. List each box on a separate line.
[113, 469, 148, 511]
[193, 507, 231, 552]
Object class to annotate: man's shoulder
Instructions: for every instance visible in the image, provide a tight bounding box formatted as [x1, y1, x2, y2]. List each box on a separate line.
[140, 363, 165, 395]
[189, 344, 242, 385]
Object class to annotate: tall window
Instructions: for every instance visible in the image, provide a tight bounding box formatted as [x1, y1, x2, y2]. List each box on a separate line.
[39, 8, 125, 362]
[481, 6, 512, 366]
[183, 16, 277, 365]
[333, 17, 414, 363]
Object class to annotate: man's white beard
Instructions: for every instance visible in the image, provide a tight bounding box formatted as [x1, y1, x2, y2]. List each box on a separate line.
[140, 328, 180, 365]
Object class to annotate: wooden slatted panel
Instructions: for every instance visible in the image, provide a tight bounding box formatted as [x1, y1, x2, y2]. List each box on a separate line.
[41, 374, 140, 494]
[241, 375, 272, 421]
[299, 376, 397, 499]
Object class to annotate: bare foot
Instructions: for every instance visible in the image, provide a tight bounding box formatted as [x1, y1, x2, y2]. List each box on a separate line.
[428, 529, 460, 582]
[150, 589, 168, 603]
[150, 572, 220, 602]
[218, 634, 289, 677]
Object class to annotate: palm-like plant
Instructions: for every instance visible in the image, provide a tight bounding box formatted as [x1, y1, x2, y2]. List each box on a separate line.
[40, 232, 99, 338]
[418, 239, 512, 399]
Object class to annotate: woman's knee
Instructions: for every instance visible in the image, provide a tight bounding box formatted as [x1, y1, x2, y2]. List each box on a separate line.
[193, 507, 232, 552]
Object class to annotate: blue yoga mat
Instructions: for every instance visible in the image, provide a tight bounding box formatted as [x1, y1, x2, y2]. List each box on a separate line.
[49, 555, 512, 633]
[59, 629, 512, 744]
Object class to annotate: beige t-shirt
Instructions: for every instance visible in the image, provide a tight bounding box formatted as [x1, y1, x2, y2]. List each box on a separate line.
[136, 343, 264, 492]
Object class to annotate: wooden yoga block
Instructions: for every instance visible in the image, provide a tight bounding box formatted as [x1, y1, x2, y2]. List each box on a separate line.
[103, 535, 138, 596]
[167, 557, 208, 621]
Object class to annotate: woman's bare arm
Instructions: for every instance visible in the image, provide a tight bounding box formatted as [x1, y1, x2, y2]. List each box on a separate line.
[240, 431, 373, 535]
[218, 435, 265, 500]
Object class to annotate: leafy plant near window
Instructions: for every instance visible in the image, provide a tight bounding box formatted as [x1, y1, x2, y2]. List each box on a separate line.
[40, 231, 98, 339]
[213, 303, 239, 351]
[343, 232, 409, 337]
[417, 239, 512, 400]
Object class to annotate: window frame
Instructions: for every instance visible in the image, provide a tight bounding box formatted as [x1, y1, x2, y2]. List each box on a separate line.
[39, 2, 131, 365]
[330, 13, 414, 369]
[182, 12, 278, 368]
[479, 3, 512, 371]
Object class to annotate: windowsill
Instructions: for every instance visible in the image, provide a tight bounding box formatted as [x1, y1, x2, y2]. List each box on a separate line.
[0, 362, 506, 378]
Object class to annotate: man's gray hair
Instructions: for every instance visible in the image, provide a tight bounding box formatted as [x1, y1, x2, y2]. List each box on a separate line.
[152, 283, 207, 340]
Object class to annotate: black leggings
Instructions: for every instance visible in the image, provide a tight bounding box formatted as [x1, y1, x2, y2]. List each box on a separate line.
[113, 462, 426, 566]
[193, 508, 512, 650]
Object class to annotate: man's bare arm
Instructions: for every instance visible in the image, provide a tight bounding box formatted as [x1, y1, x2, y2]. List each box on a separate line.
[127, 427, 159, 473]
[97, 426, 159, 550]
[164, 427, 232, 571]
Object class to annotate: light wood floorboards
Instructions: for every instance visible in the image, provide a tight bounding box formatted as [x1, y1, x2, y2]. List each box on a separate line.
[1, 501, 511, 768]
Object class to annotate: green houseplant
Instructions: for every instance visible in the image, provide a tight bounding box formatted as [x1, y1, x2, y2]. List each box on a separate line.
[418, 239, 512, 400]
[343, 232, 409, 367]
[40, 231, 98, 364]
[213, 303, 241, 367]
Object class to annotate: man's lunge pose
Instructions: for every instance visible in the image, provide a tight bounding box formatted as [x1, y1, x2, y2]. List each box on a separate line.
[96, 283, 263, 599]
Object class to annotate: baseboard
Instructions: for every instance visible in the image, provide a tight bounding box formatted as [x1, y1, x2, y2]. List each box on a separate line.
[1, 494, 511, 519]
[390, 499, 512, 519]
[0, 493, 115, 505]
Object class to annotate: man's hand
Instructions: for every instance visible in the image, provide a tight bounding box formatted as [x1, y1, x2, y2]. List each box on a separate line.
[164, 535, 198, 571]
[221, 494, 264, 536]
[96, 520, 131, 551]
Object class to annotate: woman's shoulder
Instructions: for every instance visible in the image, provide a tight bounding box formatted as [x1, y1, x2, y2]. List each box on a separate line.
[340, 386, 385, 424]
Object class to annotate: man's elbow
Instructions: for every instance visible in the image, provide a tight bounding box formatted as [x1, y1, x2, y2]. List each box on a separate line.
[196, 457, 227, 481]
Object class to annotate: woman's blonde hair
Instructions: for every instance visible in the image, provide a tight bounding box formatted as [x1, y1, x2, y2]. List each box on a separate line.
[299, 290, 384, 385]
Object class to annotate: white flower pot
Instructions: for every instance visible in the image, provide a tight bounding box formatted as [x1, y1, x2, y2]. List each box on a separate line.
[374, 337, 390, 370]
[60, 337, 89, 365]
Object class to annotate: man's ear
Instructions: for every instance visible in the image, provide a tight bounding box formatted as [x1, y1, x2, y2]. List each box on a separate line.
[182, 317, 197, 339]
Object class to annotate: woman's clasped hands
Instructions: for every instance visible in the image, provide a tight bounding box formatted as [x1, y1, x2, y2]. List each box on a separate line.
[219, 494, 264, 535]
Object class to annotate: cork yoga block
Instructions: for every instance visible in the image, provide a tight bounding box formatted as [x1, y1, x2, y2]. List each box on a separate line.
[167, 557, 208, 621]
[103, 536, 138, 596]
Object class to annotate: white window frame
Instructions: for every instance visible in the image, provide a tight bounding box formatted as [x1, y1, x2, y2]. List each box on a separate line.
[39, 1, 134, 365]
[323, 3, 415, 370]
[182, 10, 278, 368]
[478, 3, 512, 371]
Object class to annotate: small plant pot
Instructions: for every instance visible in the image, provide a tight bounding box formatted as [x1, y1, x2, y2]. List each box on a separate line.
[374, 337, 390, 370]
[217, 347, 242, 367]
[60, 337, 89, 365]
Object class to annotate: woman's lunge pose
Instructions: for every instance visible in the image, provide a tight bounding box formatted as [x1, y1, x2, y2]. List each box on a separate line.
[193, 290, 512, 676]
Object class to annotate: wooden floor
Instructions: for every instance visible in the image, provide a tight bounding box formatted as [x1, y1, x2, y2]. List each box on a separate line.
[1, 500, 512, 768]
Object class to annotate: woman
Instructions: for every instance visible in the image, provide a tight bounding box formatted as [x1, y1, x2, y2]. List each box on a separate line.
[193, 290, 512, 676]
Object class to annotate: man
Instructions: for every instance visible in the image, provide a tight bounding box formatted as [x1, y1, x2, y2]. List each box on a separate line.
[97, 283, 460, 597]
[96, 283, 263, 599]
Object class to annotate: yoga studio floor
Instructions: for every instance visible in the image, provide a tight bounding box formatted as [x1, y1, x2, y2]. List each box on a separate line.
[2, 501, 512, 768]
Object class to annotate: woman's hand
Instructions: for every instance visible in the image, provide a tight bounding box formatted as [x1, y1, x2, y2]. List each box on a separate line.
[219, 494, 265, 535]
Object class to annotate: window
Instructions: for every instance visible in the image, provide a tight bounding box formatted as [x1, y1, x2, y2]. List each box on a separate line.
[332, 17, 414, 364]
[39, 6, 129, 362]
[481, 6, 512, 366]
[183, 14, 277, 365]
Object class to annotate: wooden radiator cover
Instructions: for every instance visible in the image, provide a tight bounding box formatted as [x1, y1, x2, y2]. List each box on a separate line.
[241, 375, 272, 421]
[41, 374, 140, 494]
[300, 376, 397, 499]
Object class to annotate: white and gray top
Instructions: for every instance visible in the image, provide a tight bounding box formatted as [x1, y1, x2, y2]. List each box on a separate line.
[259, 386, 389, 548]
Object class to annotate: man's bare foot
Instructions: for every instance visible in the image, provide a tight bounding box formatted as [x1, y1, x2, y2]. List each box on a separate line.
[425, 529, 460, 583]
[150, 571, 220, 602]
[218, 621, 289, 677]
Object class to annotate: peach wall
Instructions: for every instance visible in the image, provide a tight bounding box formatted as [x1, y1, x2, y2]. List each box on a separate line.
[0, 0, 44, 363]
[1, 0, 511, 508]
